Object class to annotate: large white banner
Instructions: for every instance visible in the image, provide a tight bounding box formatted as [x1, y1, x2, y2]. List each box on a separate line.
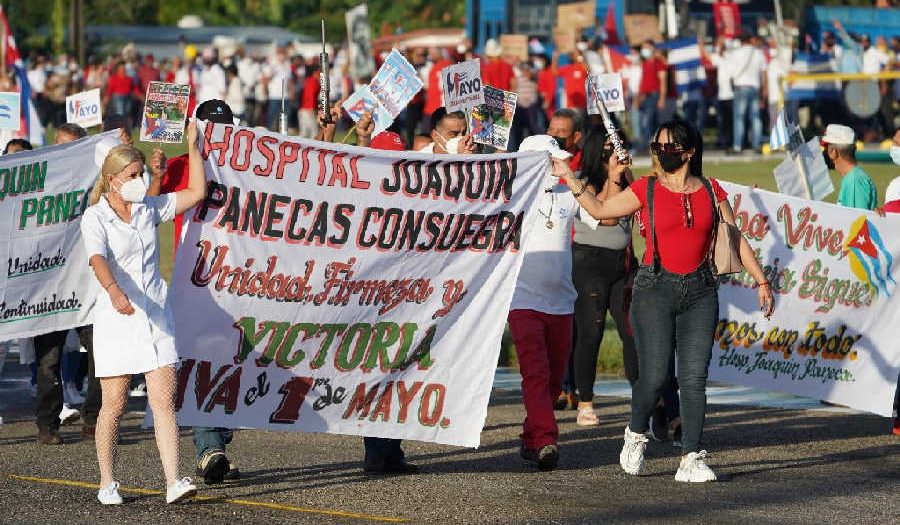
[710, 182, 900, 416]
[169, 122, 547, 447]
[0, 132, 117, 339]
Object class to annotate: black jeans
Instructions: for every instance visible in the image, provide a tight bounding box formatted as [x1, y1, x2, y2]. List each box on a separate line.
[629, 266, 718, 454]
[572, 243, 638, 402]
[34, 326, 101, 430]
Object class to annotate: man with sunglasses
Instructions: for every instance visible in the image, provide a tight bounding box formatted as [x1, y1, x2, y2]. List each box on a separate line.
[822, 124, 877, 210]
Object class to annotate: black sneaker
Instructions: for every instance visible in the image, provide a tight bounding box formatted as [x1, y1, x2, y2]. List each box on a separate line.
[536, 445, 559, 472]
[196, 450, 230, 484]
[223, 461, 241, 481]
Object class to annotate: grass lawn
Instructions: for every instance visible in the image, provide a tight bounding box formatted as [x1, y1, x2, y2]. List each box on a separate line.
[139, 132, 896, 376]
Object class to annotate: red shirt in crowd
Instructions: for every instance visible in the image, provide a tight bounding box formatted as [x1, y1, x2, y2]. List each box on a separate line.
[568, 149, 583, 171]
[161, 154, 190, 253]
[301, 71, 320, 110]
[630, 176, 728, 274]
[537, 68, 556, 119]
[558, 62, 588, 110]
[138, 64, 161, 93]
[639, 57, 667, 95]
[107, 72, 135, 96]
[425, 59, 452, 115]
[480, 58, 514, 92]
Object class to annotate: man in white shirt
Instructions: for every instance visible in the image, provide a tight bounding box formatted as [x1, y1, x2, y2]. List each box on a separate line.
[261, 47, 294, 131]
[508, 135, 583, 471]
[862, 35, 890, 75]
[196, 49, 228, 106]
[235, 48, 262, 126]
[709, 38, 736, 149]
[729, 34, 767, 154]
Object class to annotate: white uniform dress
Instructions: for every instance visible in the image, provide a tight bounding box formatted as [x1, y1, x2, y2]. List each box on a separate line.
[80, 194, 178, 377]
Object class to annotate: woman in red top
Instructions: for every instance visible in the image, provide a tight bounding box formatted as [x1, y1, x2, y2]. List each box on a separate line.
[104, 61, 136, 118]
[555, 117, 774, 483]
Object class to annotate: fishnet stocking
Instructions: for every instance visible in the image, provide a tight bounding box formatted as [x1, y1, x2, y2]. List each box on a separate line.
[145, 365, 180, 487]
[96, 375, 130, 486]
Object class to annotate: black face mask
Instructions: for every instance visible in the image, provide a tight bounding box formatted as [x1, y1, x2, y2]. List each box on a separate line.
[657, 151, 688, 173]
[822, 148, 835, 170]
[550, 135, 571, 151]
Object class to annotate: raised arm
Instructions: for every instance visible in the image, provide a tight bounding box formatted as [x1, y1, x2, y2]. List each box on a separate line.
[554, 158, 641, 220]
[174, 120, 207, 216]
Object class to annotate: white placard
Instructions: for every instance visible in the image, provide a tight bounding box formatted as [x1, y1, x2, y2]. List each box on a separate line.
[65, 89, 103, 128]
[441, 59, 485, 113]
[586, 73, 626, 114]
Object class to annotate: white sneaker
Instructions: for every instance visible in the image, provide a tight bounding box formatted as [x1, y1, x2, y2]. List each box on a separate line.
[59, 403, 81, 425]
[675, 450, 717, 482]
[64, 383, 85, 405]
[97, 482, 123, 505]
[166, 477, 197, 504]
[619, 426, 649, 476]
[130, 382, 147, 398]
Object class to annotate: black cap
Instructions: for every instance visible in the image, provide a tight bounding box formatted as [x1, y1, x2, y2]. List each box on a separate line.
[195, 99, 234, 124]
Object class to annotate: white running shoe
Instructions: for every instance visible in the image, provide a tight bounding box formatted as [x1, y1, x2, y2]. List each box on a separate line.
[166, 477, 197, 504]
[130, 382, 147, 397]
[619, 426, 649, 476]
[675, 450, 717, 483]
[97, 482, 123, 505]
[59, 403, 81, 425]
[63, 383, 85, 405]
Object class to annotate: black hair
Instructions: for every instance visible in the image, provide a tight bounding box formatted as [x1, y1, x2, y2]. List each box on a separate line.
[551, 108, 583, 133]
[429, 107, 466, 133]
[653, 116, 703, 178]
[2, 138, 33, 155]
[56, 123, 88, 139]
[580, 124, 629, 189]
[102, 114, 132, 133]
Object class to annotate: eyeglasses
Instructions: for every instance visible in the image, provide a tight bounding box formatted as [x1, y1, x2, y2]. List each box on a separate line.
[650, 142, 685, 155]
[682, 193, 694, 229]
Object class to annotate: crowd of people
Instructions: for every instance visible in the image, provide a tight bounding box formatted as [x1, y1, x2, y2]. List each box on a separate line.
[13, 19, 900, 153]
[1, 19, 900, 507]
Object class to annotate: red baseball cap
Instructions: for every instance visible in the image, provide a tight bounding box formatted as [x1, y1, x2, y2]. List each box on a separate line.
[369, 131, 405, 151]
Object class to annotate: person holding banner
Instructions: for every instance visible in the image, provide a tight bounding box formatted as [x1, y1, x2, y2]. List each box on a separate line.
[509, 135, 582, 471]
[32, 124, 101, 447]
[79, 122, 207, 504]
[419, 107, 476, 155]
[554, 117, 775, 482]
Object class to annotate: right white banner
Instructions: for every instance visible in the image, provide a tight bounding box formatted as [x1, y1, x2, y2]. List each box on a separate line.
[709, 182, 900, 417]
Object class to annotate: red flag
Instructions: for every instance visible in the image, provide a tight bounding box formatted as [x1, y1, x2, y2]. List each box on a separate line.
[603, 2, 620, 46]
[847, 221, 878, 259]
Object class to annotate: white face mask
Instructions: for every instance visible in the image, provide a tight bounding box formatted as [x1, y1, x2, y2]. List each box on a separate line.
[435, 131, 462, 154]
[640, 48, 652, 59]
[116, 177, 147, 203]
[576, 41, 589, 52]
[891, 145, 900, 166]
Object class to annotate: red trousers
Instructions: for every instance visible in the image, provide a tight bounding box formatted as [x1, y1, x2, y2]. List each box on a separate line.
[507, 309, 573, 449]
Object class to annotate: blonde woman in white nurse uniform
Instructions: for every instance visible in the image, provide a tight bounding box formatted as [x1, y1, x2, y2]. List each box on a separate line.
[80, 121, 206, 505]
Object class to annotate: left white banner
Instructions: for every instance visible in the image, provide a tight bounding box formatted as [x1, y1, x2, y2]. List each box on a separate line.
[0, 132, 119, 339]
[169, 122, 548, 447]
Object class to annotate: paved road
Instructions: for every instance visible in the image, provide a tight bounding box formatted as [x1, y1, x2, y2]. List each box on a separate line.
[1, 358, 897, 525]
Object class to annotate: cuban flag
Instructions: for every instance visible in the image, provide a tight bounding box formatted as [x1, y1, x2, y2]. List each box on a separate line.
[0, 5, 45, 146]
[769, 110, 789, 151]
[660, 38, 707, 95]
[845, 217, 896, 299]
[786, 52, 841, 102]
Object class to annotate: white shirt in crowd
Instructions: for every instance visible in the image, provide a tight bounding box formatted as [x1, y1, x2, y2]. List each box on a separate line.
[197, 63, 227, 105]
[509, 175, 584, 315]
[766, 55, 789, 105]
[862, 46, 890, 75]
[237, 56, 261, 100]
[80, 193, 179, 377]
[730, 44, 767, 90]
[226, 76, 245, 117]
[27, 67, 46, 94]
[710, 50, 734, 101]
[264, 59, 292, 101]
